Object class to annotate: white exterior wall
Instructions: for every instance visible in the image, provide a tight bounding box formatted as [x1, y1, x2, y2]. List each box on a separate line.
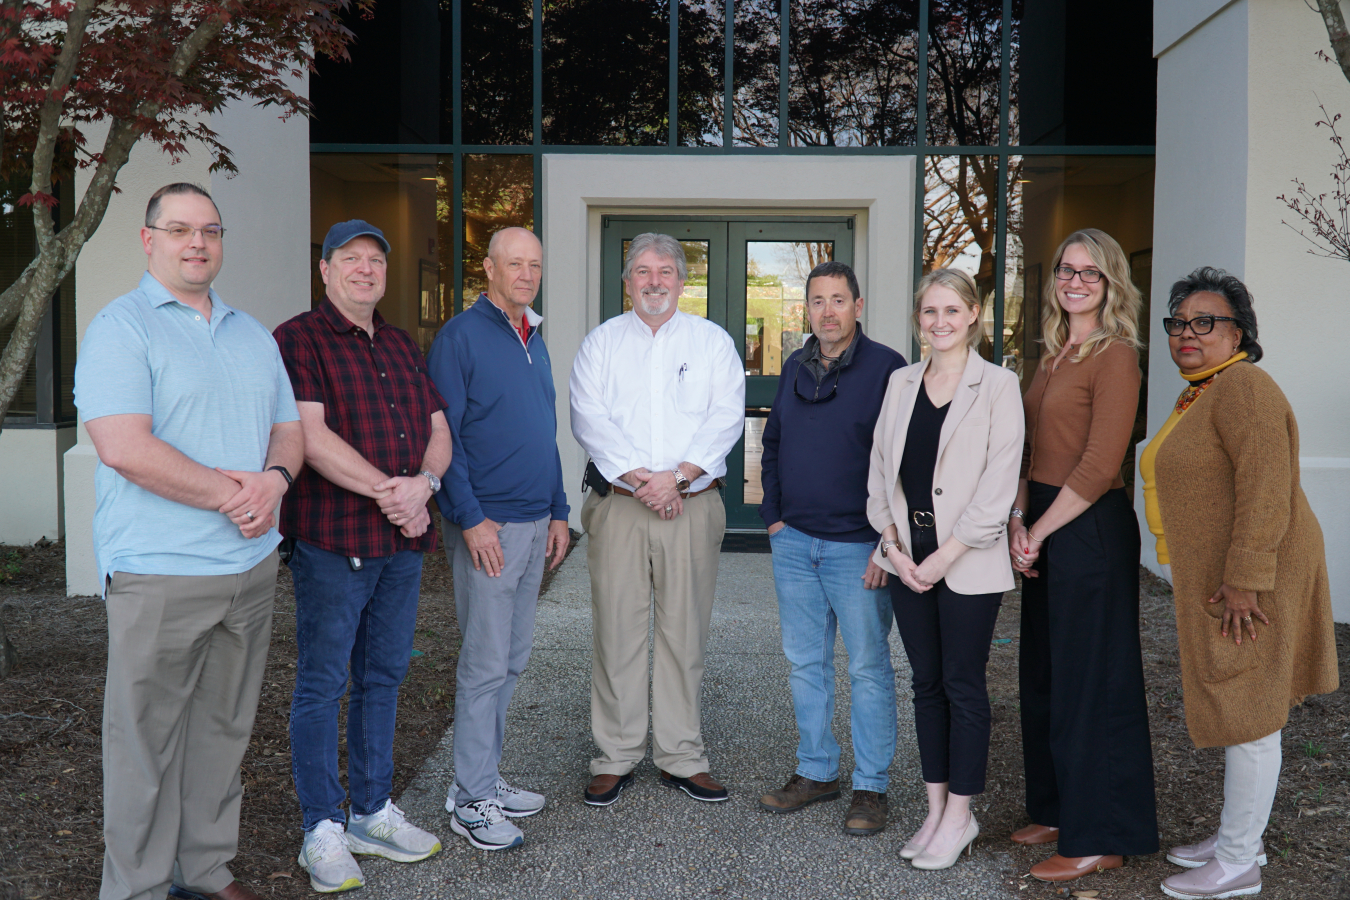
[540, 154, 914, 531]
[62, 80, 310, 595]
[1150, 0, 1350, 622]
[0, 427, 76, 544]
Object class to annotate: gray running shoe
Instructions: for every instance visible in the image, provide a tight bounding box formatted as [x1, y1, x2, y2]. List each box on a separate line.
[347, 800, 442, 863]
[1162, 859, 1262, 899]
[446, 777, 546, 818]
[450, 798, 524, 850]
[1167, 832, 1267, 868]
[298, 819, 365, 893]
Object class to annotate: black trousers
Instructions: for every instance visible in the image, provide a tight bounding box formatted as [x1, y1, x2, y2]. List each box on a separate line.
[1020, 483, 1159, 857]
[890, 523, 1003, 796]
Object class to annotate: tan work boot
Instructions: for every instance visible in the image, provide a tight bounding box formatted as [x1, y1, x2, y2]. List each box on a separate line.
[843, 790, 888, 835]
[758, 774, 841, 813]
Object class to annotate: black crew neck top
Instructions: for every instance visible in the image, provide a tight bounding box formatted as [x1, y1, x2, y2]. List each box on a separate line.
[899, 378, 950, 513]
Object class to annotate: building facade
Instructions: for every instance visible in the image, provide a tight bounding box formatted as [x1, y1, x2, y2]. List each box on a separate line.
[0, 0, 1343, 623]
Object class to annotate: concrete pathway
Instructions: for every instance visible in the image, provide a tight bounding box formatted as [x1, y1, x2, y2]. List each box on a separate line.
[359, 539, 1013, 899]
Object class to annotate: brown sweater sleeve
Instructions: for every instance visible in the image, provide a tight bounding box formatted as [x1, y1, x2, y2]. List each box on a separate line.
[1211, 365, 1293, 592]
[1063, 343, 1140, 503]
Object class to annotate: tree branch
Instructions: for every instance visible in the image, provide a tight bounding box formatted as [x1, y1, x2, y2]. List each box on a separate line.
[1319, 0, 1350, 86]
[30, 0, 97, 249]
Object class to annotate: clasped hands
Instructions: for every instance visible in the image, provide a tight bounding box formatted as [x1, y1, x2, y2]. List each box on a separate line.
[216, 467, 289, 539]
[1007, 519, 1040, 578]
[884, 543, 956, 593]
[372, 475, 433, 538]
[623, 466, 692, 521]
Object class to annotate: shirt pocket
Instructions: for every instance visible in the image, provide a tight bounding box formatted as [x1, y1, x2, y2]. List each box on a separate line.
[675, 367, 711, 414]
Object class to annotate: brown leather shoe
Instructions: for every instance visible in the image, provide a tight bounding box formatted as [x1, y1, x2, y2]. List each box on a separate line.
[1010, 823, 1060, 845]
[584, 772, 634, 806]
[659, 770, 729, 801]
[169, 881, 263, 900]
[758, 774, 841, 812]
[843, 790, 887, 835]
[1028, 853, 1124, 882]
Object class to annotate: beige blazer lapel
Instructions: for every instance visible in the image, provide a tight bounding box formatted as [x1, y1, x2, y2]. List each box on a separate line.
[885, 359, 930, 490]
[935, 350, 987, 463]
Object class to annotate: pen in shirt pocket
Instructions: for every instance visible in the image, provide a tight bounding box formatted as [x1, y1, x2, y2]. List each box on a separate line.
[678, 363, 688, 382]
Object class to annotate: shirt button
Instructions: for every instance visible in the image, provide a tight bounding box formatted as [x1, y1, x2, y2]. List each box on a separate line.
[381, 372, 386, 377]
[401, 469, 408, 474]
[935, 488, 943, 495]
[400, 433, 405, 438]
[195, 315, 201, 320]
[389, 403, 395, 408]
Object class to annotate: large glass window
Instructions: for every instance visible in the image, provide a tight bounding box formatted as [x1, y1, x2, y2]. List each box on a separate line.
[678, 0, 725, 146]
[462, 0, 533, 145]
[462, 154, 535, 307]
[926, 0, 1003, 147]
[732, 0, 780, 146]
[788, 0, 920, 147]
[544, 0, 669, 145]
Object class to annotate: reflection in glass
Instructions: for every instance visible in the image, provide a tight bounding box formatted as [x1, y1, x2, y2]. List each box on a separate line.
[745, 241, 833, 376]
[463, 155, 535, 307]
[744, 415, 767, 506]
[462, 0, 533, 145]
[923, 155, 1000, 359]
[788, 0, 919, 147]
[310, 154, 448, 345]
[926, 0, 1003, 147]
[732, 0, 780, 146]
[310, 0, 451, 144]
[621, 240, 710, 317]
[1004, 155, 1155, 385]
[545, 0, 668, 145]
[678, 0, 725, 146]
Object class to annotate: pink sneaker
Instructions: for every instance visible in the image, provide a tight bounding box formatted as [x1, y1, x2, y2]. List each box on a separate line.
[1166, 832, 1267, 868]
[1161, 859, 1262, 899]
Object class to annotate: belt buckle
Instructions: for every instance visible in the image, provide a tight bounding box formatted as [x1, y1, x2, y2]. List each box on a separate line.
[911, 510, 935, 528]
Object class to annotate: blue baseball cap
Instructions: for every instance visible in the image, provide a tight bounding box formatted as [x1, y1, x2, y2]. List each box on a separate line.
[322, 219, 391, 259]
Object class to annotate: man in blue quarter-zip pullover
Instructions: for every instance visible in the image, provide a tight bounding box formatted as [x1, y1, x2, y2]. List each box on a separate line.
[426, 226, 570, 851]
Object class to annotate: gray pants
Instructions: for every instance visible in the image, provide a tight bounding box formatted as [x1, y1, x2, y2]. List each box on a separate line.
[1218, 728, 1282, 865]
[100, 553, 278, 900]
[445, 518, 549, 804]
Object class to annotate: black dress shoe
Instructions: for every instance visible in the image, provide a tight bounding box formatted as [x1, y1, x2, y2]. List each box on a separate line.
[169, 888, 209, 900]
[585, 771, 634, 806]
[659, 770, 729, 802]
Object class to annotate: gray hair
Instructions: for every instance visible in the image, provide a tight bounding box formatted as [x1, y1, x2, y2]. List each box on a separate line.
[623, 232, 687, 282]
[1167, 266, 1263, 363]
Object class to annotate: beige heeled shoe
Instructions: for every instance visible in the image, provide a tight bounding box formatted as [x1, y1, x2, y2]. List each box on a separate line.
[899, 839, 926, 860]
[910, 815, 979, 870]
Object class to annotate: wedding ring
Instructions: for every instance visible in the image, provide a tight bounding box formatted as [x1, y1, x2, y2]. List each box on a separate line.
[665, 505, 673, 514]
[1242, 615, 1253, 623]
[245, 511, 255, 520]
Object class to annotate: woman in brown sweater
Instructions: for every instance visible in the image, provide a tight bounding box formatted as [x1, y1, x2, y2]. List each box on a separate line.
[1141, 268, 1338, 900]
[1008, 228, 1159, 882]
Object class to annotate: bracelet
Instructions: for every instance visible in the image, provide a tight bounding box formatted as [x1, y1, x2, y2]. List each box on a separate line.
[1027, 529, 1044, 544]
[1010, 506, 1025, 520]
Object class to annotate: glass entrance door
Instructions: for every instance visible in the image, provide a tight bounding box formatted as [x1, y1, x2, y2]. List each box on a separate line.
[602, 216, 855, 530]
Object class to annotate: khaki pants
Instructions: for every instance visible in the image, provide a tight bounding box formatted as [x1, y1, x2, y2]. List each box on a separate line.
[582, 489, 725, 778]
[100, 554, 278, 900]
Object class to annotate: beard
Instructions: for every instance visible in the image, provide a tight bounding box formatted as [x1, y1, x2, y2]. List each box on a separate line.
[639, 288, 672, 316]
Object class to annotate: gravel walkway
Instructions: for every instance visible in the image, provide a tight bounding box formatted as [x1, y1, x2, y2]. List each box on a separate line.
[356, 538, 1015, 899]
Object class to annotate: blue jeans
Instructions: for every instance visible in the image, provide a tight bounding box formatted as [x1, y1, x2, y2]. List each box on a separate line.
[288, 540, 423, 830]
[769, 525, 897, 792]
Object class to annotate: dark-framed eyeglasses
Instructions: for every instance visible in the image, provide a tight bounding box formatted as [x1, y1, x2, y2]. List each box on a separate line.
[793, 360, 842, 404]
[147, 224, 225, 241]
[1052, 265, 1105, 284]
[1162, 315, 1240, 336]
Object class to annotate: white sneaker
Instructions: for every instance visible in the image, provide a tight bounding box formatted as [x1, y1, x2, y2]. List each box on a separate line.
[298, 819, 365, 894]
[347, 800, 442, 863]
[450, 798, 524, 850]
[445, 777, 547, 818]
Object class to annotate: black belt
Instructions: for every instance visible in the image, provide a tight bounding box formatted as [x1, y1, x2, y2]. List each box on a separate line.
[910, 510, 935, 528]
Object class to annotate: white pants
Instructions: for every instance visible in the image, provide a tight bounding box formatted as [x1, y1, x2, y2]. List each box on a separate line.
[1218, 728, 1282, 865]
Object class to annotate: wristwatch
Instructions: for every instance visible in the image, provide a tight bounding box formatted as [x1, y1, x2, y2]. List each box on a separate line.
[1009, 506, 1025, 521]
[267, 465, 293, 485]
[879, 539, 898, 556]
[420, 470, 442, 494]
[672, 468, 690, 493]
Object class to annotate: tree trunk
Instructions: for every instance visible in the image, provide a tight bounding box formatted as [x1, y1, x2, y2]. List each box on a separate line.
[0, 617, 15, 680]
[1319, 0, 1350, 85]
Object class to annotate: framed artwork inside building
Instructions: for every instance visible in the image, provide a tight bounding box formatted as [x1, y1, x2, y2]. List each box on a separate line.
[419, 260, 441, 327]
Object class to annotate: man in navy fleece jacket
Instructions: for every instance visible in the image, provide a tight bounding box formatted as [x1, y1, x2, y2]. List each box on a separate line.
[758, 261, 906, 836]
[426, 227, 569, 851]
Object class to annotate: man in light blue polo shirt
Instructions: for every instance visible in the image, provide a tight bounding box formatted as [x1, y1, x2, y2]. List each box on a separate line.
[74, 183, 304, 900]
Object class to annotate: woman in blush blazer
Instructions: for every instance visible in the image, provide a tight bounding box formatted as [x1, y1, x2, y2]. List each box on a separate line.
[866, 268, 1024, 870]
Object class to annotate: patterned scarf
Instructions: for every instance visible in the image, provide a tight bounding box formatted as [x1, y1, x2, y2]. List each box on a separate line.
[1174, 352, 1248, 414]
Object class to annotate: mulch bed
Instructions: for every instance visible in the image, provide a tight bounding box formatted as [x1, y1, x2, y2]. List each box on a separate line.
[1, 541, 1346, 899]
[0, 524, 573, 900]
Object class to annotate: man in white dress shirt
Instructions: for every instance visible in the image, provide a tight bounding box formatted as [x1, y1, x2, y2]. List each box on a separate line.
[570, 232, 746, 806]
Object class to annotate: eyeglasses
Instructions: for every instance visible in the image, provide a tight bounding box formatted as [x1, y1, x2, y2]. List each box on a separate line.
[1053, 265, 1105, 284]
[148, 224, 225, 241]
[1162, 315, 1240, 336]
[792, 360, 842, 403]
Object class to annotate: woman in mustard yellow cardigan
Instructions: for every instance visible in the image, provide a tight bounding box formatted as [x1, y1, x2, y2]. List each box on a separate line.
[1140, 267, 1339, 900]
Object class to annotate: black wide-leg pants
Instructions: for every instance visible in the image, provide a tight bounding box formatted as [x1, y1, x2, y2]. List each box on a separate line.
[1019, 482, 1159, 857]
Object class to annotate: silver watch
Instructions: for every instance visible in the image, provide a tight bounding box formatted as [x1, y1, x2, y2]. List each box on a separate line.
[420, 470, 442, 494]
[879, 539, 898, 556]
[1010, 507, 1025, 521]
[672, 468, 690, 492]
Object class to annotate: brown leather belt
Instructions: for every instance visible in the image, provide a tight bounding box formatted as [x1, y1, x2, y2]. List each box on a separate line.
[611, 479, 723, 500]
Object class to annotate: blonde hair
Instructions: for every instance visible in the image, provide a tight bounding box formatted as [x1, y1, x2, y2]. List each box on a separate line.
[914, 268, 984, 350]
[1040, 228, 1142, 365]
